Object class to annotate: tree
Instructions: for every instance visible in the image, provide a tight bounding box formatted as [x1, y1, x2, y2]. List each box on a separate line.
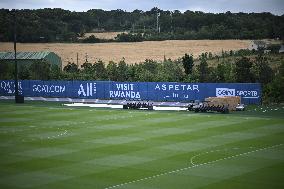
[49, 65, 61, 80]
[82, 35, 101, 43]
[197, 55, 209, 82]
[235, 57, 253, 82]
[142, 59, 158, 75]
[159, 60, 184, 82]
[29, 61, 51, 80]
[106, 61, 118, 81]
[93, 60, 107, 80]
[117, 58, 129, 81]
[251, 53, 273, 84]
[223, 61, 236, 82]
[1, 8, 283, 42]
[182, 53, 194, 75]
[127, 64, 138, 81]
[0, 61, 14, 79]
[18, 65, 31, 80]
[262, 61, 284, 103]
[115, 33, 144, 42]
[215, 63, 226, 82]
[80, 62, 94, 80]
[81, 62, 93, 73]
[63, 62, 79, 73]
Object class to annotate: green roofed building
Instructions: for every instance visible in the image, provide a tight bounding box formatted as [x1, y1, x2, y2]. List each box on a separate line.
[0, 51, 62, 69]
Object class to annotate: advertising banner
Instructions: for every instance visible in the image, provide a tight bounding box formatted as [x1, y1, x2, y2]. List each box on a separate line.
[0, 80, 261, 104]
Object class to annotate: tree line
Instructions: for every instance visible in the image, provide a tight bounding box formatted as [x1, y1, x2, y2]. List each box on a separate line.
[0, 50, 283, 103]
[0, 8, 283, 42]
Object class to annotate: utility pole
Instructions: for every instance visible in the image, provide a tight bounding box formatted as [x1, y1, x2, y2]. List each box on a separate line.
[156, 12, 160, 33]
[13, 10, 20, 103]
[170, 11, 173, 34]
[76, 52, 79, 66]
[97, 18, 100, 28]
[85, 53, 88, 63]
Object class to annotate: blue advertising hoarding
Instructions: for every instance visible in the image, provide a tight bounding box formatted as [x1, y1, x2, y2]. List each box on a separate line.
[0, 80, 261, 104]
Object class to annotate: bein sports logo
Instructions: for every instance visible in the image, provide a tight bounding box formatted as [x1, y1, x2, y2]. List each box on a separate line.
[216, 88, 235, 97]
[216, 88, 259, 98]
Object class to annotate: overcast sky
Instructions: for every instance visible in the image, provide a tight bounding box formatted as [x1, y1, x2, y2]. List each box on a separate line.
[0, 0, 283, 15]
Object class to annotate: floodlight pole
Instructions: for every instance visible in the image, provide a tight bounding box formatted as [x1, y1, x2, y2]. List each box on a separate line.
[13, 10, 19, 103]
[170, 11, 173, 34]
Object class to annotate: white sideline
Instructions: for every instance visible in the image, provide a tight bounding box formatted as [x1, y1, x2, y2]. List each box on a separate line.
[64, 103, 188, 111]
[64, 103, 123, 109]
[153, 106, 188, 111]
[104, 143, 283, 189]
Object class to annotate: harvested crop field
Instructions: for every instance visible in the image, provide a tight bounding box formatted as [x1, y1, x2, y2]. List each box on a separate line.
[0, 40, 251, 66]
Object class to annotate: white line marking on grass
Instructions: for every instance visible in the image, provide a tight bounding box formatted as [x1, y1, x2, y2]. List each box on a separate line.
[103, 143, 283, 189]
[190, 145, 265, 166]
[43, 130, 68, 140]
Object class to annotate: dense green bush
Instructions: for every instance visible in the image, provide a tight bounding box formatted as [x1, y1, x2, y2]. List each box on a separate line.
[115, 33, 144, 42]
[81, 35, 101, 43]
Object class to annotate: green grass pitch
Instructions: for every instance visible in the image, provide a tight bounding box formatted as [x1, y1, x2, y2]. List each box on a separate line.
[0, 101, 283, 189]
